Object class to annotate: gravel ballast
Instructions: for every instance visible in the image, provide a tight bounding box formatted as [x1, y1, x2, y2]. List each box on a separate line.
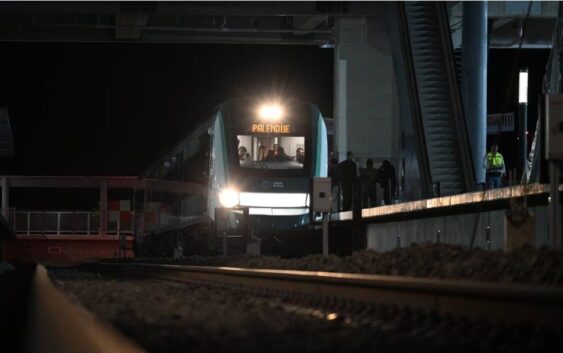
[51, 269, 563, 353]
[135, 243, 563, 286]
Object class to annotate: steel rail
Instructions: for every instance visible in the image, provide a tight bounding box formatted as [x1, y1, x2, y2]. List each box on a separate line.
[91, 263, 563, 330]
[26, 265, 146, 353]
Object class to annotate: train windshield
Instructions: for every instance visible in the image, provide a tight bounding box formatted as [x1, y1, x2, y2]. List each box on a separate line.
[237, 135, 305, 170]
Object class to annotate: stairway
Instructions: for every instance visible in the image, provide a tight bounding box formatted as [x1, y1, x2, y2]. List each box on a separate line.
[402, 2, 475, 195]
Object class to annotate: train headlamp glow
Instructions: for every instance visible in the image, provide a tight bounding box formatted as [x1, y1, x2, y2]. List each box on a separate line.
[218, 188, 239, 208]
[258, 104, 284, 121]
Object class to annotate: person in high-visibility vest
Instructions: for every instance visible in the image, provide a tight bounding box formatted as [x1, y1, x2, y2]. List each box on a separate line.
[482, 143, 505, 189]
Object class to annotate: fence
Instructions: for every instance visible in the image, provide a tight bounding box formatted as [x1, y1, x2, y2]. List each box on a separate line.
[0, 208, 200, 236]
[11, 211, 135, 236]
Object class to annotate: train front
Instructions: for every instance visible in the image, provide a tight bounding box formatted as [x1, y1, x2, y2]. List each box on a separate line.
[211, 98, 327, 235]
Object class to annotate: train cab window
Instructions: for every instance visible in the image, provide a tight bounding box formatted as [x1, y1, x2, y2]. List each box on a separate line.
[237, 135, 305, 170]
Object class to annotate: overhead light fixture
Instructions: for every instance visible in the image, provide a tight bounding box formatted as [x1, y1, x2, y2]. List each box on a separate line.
[519, 68, 528, 104]
[319, 41, 334, 49]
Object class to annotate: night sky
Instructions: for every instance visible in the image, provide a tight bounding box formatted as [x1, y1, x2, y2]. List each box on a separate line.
[0, 43, 334, 176]
[0, 42, 550, 178]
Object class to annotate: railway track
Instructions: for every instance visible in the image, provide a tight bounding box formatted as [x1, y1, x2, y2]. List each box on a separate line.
[0, 264, 146, 353]
[84, 263, 563, 331]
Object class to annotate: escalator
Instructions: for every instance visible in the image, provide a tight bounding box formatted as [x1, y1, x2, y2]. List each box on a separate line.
[391, 2, 475, 197]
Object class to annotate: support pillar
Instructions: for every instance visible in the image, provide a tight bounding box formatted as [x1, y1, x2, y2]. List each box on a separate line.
[462, 1, 488, 185]
[333, 17, 399, 164]
[519, 99, 529, 177]
[549, 162, 562, 250]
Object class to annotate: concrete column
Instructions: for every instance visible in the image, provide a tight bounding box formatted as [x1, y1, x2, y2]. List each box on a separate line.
[100, 179, 108, 235]
[462, 1, 488, 185]
[333, 17, 400, 164]
[1, 177, 8, 219]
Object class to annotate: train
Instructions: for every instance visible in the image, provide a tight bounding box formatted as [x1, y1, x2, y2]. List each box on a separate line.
[143, 97, 328, 252]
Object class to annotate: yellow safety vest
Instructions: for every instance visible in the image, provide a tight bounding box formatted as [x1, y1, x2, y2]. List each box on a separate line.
[486, 152, 504, 175]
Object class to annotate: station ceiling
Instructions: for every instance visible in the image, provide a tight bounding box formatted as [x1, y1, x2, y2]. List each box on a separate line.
[0, 2, 385, 45]
[0, 2, 557, 48]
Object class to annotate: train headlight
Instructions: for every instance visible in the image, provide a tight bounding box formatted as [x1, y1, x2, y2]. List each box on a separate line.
[258, 103, 284, 121]
[218, 188, 239, 208]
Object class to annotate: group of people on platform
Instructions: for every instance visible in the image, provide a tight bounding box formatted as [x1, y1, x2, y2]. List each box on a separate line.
[328, 151, 396, 212]
[328, 143, 507, 212]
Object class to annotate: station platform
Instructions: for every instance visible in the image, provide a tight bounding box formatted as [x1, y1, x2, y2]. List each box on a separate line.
[331, 183, 562, 252]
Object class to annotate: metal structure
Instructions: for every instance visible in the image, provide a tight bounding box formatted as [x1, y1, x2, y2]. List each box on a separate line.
[24, 265, 146, 353]
[0, 2, 363, 45]
[0, 176, 204, 263]
[390, 2, 475, 198]
[462, 1, 488, 185]
[0, 2, 557, 46]
[0, 175, 203, 234]
[449, 1, 559, 49]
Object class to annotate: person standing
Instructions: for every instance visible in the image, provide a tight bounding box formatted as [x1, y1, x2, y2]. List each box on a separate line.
[378, 160, 396, 205]
[483, 143, 505, 189]
[328, 157, 341, 211]
[339, 151, 359, 211]
[360, 159, 379, 208]
[295, 147, 305, 164]
[273, 146, 292, 162]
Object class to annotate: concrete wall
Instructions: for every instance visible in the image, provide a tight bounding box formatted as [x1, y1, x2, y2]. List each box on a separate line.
[367, 206, 548, 251]
[333, 17, 400, 167]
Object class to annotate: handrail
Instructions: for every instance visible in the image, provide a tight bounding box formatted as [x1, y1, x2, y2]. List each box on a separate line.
[28, 265, 146, 353]
[436, 2, 476, 192]
[4, 209, 203, 236]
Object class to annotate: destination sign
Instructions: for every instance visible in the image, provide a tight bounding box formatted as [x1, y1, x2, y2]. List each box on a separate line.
[251, 123, 290, 134]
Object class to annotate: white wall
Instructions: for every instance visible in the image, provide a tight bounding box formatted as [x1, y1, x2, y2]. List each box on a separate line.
[367, 210, 506, 251]
[333, 17, 400, 165]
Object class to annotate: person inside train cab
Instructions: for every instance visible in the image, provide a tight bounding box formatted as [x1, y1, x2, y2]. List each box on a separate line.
[264, 148, 275, 162]
[273, 146, 292, 162]
[238, 146, 250, 161]
[258, 145, 268, 161]
[263, 144, 279, 162]
[295, 147, 305, 164]
[483, 143, 505, 189]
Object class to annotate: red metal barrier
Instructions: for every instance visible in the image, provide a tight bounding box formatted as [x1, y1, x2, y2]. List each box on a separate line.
[3, 235, 134, 265]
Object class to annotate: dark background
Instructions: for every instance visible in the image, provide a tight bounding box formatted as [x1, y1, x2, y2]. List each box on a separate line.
[487, 48, 550, 173]
[0, 44, 550, 178]
[0, 43, 334, 176]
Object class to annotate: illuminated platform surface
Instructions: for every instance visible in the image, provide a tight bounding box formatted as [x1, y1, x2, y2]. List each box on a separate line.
[362, 183, 561, 221]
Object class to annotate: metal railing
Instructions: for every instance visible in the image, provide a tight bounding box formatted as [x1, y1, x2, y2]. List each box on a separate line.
[1, 208, 203, 236]
[12, 211, 135, 236]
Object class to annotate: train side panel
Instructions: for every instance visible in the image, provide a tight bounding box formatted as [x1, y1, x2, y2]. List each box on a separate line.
[207, 113, 229, 221]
